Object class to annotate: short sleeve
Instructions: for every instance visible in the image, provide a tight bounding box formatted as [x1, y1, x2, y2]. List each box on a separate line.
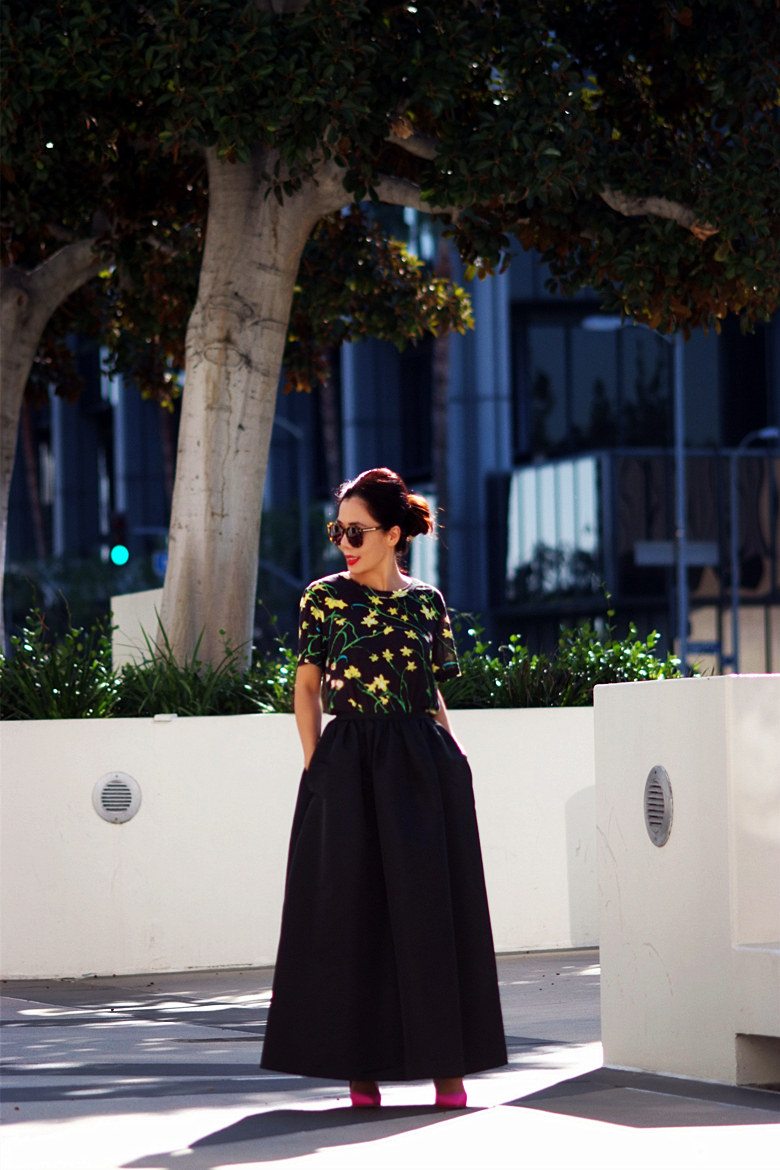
[297, 586, 326, 669]
[431, 591, 460, 678]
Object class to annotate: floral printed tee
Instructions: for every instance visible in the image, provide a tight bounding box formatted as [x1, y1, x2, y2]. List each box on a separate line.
[297, 572, 460, 715]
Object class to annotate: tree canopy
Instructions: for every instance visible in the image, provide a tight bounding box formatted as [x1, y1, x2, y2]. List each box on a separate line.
[5, 1, 779, 334]
[2, 0, 779, 661]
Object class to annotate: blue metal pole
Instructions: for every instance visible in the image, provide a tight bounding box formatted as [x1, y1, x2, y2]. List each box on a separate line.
[672, 333, 688, 672]
[729, 451, 739, 673]
[729, 427, 780, 674]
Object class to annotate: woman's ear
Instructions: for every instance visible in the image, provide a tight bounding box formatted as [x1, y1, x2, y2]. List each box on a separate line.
[386, 525, 402, 549]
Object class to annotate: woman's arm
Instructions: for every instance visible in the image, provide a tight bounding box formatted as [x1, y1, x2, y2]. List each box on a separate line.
[433, 688, 467, 753]
[433, 688, 453, 733]
[294, 663, 323, 769]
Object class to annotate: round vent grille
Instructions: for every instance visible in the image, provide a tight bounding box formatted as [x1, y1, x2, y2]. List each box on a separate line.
[93, 772, 142, 824]
[644, 765, 673, 847]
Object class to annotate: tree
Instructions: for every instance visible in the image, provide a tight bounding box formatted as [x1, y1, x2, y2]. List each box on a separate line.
[0, 7, 470, 649]
[4, 0, 779, 665]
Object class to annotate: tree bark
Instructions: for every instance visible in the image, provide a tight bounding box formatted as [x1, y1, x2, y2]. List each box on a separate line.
[159, 148, 344, 666]
[0, 240, 103, 650]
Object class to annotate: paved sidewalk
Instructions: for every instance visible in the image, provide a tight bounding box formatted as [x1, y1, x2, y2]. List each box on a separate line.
[1, 950, 778, 1169]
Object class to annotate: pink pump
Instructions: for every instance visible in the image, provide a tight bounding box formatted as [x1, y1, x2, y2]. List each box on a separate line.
[435, 1089, 468, 1109]
[349, 1082, 381, 1108]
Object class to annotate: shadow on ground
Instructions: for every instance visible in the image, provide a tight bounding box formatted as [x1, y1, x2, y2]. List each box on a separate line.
[509, 1066, 780, 1129]
[123, 1105, 479, 1168]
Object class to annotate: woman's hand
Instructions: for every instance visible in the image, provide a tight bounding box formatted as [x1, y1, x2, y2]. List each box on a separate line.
[294, 663, 323, 769]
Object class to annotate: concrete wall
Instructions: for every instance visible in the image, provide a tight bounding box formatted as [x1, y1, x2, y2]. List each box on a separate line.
[595, 675, 780, 1086]
[0, 708, 596, 979]
[111, 588, 163, 669]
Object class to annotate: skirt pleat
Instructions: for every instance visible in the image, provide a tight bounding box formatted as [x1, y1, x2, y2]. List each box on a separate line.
[260, 715, 507, 1081]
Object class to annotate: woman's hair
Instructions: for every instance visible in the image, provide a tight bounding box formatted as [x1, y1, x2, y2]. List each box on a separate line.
[336, 467, 433, 556]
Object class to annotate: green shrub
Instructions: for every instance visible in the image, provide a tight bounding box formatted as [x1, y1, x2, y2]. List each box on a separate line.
[0, 612, 120, 719]
[243, 643, 297, 714]
[114, 627, 297, 717]
[115, 630, 259, 717]
[1, 609, 683, 720]
[440, 616, 683, 710]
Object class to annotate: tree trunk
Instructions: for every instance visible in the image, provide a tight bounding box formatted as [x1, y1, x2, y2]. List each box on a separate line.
[159, 148, 343, 667]
[0, 241, 103, 650]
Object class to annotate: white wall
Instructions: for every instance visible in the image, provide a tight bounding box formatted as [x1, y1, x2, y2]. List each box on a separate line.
[111, 588, 163, 668]
[595, 675, 780, 1086]
[0, 708, 596, 979]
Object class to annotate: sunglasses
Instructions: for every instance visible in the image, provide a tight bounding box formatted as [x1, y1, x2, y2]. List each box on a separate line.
[326, 521, 383, 548]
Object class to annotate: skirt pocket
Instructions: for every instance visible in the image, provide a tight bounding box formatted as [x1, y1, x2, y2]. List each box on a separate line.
[303, 731, 335, 795]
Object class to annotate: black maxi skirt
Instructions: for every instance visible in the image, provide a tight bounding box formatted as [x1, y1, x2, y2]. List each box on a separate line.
[260, 714, 508, 1082]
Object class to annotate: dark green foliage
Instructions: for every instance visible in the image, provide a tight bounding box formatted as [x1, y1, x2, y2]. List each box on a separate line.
[4, 0, 779, 398]
[440, 617, 684, 710]
[114, 626, 297, 717]
[0, 612, 120, 719]
[0, 612, 298, 719]
[114, 628, 264, 717]
[243, 643, 297, 716]
[1, 609, 682, 719]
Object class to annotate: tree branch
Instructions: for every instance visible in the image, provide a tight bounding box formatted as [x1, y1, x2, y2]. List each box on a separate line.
[600, 186, 718, 239]
[374, 175, 457, 218]
[386, 123, 440, 162]
[34, 237, 106, 318]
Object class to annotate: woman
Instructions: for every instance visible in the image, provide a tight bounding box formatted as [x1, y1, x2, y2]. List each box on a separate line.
[260, 468, 507, 1108]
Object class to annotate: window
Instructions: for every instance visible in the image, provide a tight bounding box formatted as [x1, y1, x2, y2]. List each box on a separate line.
[513, 307, 674, 457]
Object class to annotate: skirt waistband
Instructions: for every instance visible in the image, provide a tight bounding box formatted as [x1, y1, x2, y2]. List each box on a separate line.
[332, 712, 436, 722]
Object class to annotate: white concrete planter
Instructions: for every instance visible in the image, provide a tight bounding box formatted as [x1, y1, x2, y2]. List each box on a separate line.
[0, 707, 596, 979]
[595, 674, 780, 1086]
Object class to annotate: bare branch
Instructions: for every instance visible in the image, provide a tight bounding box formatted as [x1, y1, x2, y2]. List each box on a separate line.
[44, 223, 80, 244]
[374, 176, 457, 218]
[386, 123, 439, 161]
[600, 186, 718, 239]
[145, 235, 177, 258]
[30, 238, 106, 323]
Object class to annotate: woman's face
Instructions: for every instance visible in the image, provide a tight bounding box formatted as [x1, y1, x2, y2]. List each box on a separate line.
[336, 495, 400, 580]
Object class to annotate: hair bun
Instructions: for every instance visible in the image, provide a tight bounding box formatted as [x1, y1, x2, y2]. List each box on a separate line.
[405, 492, 434, 538]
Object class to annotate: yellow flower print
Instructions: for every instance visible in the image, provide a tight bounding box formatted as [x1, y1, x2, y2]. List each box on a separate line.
[367, 594, 381, 606]
[382, 648, 394, 662]
[310, 606, 325, 622]
[324, 596, 348, 610]
[442, 627, 453, 639]
[380, 694, 389, 705]
[383, 625, 394, 635]
[366, 674, 389, 693]
[335, 617, 346, 626]
[369, 652, 379, 662]
[400, 646, 413, 657]
[400, 613, 409, 622]
[362, 612, 379, 627]
[301, 620, 309, 630]
[405, 661, 417, 672]
[348, 698, 359, 708]
[405, 629, 416, 639]
[344, 665, 361, 679]
[388, 606, 398, 615]
[433, 663, 440, 674]
[421, 604, 436, 620]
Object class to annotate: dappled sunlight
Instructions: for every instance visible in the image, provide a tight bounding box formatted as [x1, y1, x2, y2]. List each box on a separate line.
[4, 951, 775, 1170]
